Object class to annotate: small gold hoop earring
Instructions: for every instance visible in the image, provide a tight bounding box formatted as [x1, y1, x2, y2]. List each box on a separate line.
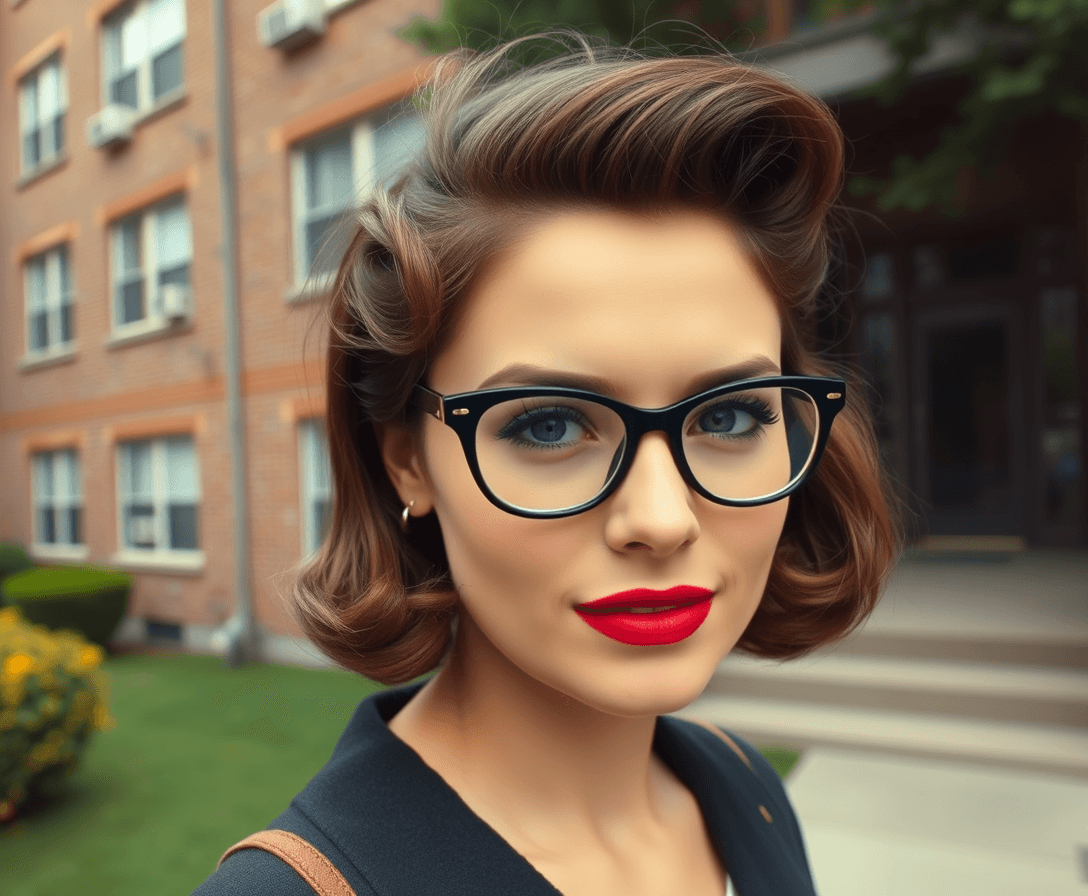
[400, 501, 415, 533]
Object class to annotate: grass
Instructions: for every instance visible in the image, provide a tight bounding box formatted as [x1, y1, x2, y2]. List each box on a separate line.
[2, 652, 800, 895]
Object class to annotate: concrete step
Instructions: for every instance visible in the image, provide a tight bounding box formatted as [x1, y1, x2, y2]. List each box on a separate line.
[830, 628, 1088, 671]
[676, 694, 1088, 778]
[708, 653, 1088, 728]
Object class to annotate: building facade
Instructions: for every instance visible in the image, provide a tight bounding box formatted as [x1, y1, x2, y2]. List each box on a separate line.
[1, 0, 437, 664]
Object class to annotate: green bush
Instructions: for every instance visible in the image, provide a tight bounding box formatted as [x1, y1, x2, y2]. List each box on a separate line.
[0, 606, 115, 823]
[1, 565, 132, 649]
[0, 543, 33, 600]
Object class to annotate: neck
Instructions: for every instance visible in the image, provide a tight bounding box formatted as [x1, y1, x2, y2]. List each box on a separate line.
[390, 619, 674, 846]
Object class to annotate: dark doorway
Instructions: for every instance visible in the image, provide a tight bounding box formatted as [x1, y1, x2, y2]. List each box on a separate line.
[918, 312, 1019, 536]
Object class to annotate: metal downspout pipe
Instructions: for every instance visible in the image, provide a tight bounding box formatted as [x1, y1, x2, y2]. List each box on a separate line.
[209, 0, 260, 666]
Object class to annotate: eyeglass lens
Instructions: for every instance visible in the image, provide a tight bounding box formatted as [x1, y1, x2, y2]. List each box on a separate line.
[474, 387, 820, 512]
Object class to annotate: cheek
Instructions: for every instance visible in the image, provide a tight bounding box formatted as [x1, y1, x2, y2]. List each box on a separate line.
[716, 499, 789, 588]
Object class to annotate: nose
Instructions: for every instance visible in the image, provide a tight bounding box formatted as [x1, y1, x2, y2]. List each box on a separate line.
[603, 431, 700, 554]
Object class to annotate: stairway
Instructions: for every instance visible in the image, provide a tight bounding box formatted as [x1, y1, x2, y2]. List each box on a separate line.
[677, 552, 1088, 777]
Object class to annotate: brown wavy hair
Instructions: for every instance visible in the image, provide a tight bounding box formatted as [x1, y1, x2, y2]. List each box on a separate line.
[290, 34, 904, 684]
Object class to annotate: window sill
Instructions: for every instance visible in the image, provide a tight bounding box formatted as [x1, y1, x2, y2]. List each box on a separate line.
[133, 88, 188, 129]
[30, 543, 90, 563]
[19, 344, 77, 371]
[105, 317, 191, 350]
[108, 549, 206, 574]
[16, 152, 69, 190]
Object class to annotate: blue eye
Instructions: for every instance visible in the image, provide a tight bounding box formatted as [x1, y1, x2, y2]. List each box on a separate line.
[497, 407, 590, 450]
[694, 398, 778, 439]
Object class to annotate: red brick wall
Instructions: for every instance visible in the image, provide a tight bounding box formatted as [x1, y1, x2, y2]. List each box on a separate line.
[0, 0, 438, 640]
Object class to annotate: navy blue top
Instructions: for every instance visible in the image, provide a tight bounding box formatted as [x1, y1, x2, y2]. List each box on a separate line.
[193, 682, 817, 895]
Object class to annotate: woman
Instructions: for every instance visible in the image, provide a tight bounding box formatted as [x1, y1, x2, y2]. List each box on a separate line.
[195, 34, 900, 896]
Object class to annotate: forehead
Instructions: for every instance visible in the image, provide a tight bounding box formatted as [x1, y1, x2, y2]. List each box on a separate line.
[430, 208, 782, 404]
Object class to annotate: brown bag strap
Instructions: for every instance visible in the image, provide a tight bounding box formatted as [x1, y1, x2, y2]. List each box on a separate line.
[687, 717, 754, 771]
[218, 829, 357, 896]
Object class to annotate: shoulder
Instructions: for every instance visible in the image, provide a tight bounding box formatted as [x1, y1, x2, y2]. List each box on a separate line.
[191, 834, 379, 896]
[668, 716, 810, 857]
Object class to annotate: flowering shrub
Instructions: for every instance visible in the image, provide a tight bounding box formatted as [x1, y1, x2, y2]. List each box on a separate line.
[0, 606, 115, 823]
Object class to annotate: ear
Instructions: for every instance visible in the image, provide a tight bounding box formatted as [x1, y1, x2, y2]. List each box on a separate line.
[373, 421, 434, 519]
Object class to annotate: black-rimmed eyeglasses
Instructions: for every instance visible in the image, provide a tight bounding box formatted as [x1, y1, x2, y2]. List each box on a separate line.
[410, 375, 846, 519]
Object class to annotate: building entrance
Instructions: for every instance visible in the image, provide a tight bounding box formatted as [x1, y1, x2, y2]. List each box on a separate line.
[915, 307, 1022, 538]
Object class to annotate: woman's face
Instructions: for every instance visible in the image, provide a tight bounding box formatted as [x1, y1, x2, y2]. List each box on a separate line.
[387, 208, 789, 718]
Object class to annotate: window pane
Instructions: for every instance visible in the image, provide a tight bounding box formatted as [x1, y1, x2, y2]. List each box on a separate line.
[20, 80, 39, 129]
[125, 504, 156, 548]
[372, 111, 425, 189]
[122, 441, 154, 499]
[156, 201, 191, 269]
[148, 0, 186, 51]
[61, 303, 74, 343]
[119, 7, 146, 69]
[69, 506, 83, 545]
[51, 114, 65, 158]
[305, 212, 350, 274]
[23, 131, 41, 169]
[30, 312, 49, 351]
[164, 436, 198, 500]
[38, 63, 60, 118]
[158, 264, 189, 289]
[34, 454, 54, 501]
[168, 503, 198, 549]
[117, 218, 141, 274]
[306, 131, 352, 211]
[27, 259, 47, 309]
[120, 279, 144, 324]
[57, 245, 71, 296]
[151, 42, 183, 99]
[314, 499, 331, 546]
[110, 71, 139, 108]
[39, 507, 57, 544]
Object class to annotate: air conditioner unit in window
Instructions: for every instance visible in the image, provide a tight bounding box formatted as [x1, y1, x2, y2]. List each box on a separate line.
[161, 284, 191, 322]
[129, 516, 155, 546]
[258, 0, 326, 51]
[86, 104, 136, 150]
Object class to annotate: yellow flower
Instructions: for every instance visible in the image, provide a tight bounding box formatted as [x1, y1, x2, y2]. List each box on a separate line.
[92, 706, 117, 732]
[0, 608, 20, 630]
[3, 653, 33, 678]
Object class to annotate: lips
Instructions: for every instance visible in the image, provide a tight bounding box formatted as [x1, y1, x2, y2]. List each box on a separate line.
[574, 586, 714, 646]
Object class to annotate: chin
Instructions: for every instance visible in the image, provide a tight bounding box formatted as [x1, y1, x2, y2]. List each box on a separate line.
[552, 651, 725, 720]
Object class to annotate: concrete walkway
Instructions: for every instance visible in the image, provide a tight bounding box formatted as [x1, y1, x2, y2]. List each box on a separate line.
[786, 747, 1088, 895]
[779, 549, 1088, 894]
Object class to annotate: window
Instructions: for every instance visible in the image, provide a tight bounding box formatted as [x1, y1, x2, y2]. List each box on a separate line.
[291, 104, 424, 287]
[25, 244, 73, 354]
[299, 419, 332, 555]
[110, 196, 191, 329]
[117, 435, 200, 552]
[19, 53, 67, 174]
[32, 449, 83, 547]
[103, 0, 186, 111]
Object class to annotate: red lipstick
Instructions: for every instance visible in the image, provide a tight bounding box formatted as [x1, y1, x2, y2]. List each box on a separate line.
[574, 585, 714, 646]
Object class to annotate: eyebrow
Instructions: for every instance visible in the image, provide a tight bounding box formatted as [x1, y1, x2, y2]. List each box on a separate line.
[475, 356, 783, 396]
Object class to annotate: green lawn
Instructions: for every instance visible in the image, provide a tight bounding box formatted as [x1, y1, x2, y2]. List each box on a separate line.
[2, 652, 799, 895]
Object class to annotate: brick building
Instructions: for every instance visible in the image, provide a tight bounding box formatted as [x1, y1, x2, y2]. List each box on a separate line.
[1, 0, 438, 665]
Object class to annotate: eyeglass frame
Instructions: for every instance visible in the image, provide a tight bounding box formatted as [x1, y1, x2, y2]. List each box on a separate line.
[409, 375, 847, 519]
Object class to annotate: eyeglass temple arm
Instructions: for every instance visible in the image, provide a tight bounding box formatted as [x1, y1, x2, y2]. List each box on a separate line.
[411, 384, 444, 423]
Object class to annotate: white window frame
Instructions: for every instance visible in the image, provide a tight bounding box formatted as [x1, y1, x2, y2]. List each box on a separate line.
[109, 195, 191, 335]
[18, 53, 67, 176]
[31, 448, 85, 556]
[289, 102, 423, 292]
[101, 0, 186, 113]
[115, 435, 203, 565]
[299, 418, 332, 558]
[24, 244, 74, 357]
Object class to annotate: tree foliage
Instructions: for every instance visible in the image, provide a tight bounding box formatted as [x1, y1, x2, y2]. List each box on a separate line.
[399, 0, 1088, 213]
